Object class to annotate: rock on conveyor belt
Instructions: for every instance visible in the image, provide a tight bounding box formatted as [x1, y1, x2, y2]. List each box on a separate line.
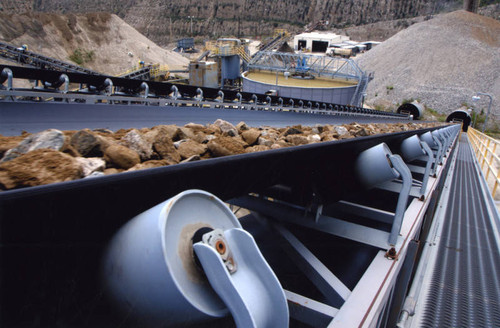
[0, 120, 442, 191]
[357, 10, 500, 115]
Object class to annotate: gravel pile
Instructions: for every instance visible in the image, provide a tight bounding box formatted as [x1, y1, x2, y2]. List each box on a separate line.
[0, 12, 190, 75]
[0, 121, 442, 191]
[357, 10, 499, 120]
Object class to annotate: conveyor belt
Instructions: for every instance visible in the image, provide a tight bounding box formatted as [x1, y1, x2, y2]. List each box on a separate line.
[420, 134, 500, 327]
[0, 64, 408, 119]
[0, 41, 100, 75]
[0, 101, 410, 136]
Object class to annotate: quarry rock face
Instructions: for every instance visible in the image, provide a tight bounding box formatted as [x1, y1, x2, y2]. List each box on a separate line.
[11, 0, 468, 45]
[0, 121, 443, 190]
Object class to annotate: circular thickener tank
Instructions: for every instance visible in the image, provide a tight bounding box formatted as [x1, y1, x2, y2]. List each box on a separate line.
[242, 70, 358, 106]
[446, 110, 471, 132]
[397, 102, 424, 120]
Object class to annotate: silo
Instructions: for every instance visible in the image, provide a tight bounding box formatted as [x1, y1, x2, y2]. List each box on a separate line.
[221, 55, 240, 84]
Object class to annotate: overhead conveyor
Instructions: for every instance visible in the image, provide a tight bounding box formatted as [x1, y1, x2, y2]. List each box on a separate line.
[0, 41, 100, 75]
[0, 65, 408, 119]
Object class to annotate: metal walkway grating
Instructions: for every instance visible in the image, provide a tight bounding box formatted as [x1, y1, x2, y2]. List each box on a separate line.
[421, 134, 500, 327]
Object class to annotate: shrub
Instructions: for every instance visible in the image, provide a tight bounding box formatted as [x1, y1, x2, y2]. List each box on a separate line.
[69, 48, 95, 65]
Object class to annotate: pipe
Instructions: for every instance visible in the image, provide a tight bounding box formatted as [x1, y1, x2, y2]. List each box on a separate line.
[289, 99, 294, 107]
[218, 90, 224, 103]
[251, 94, 258, 108]
[140, 82, 149, 98]
[236, 92, 242, 109]
[60, 74, 69, 94]
[104, 78, 113, 96]
[170, 85, 179, 100]
[196, 88, 203, 102]
[1, 68, 13, 90]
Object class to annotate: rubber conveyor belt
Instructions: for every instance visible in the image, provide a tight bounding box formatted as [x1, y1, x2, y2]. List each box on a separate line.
[420, 134, 500, 327]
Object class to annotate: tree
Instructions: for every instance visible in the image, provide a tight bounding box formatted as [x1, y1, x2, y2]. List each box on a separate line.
[463, 0, 479, 13]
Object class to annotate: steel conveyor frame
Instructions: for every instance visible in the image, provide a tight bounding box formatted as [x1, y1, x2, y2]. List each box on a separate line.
[0, 124, 459, 327]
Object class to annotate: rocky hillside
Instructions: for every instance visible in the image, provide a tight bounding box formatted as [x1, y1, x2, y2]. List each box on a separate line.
[0, 12, 189, 75]
[357, 10, 499, 123]
[0, 0, 465, 45]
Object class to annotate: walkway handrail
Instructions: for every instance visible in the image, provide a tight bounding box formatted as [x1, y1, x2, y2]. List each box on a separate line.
[468, 127, 500, 196]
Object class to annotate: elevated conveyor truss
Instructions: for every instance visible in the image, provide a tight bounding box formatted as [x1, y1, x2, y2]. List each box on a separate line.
[0, 65, 405, 119]
[0, 41, 100, 75]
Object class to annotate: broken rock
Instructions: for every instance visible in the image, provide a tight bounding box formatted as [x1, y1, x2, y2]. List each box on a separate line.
[1, 129, 64, 162]
[0, 135, 24, 158]
[121, 129, 154, 161]
[208, 136, 245, 157]
[214, 119, 238, 137]
[70, 129, 102, 157]
[258, 137, 274, 147]
[127, 159, 175, 171]
[236, 121, 249, 132]
[75, 157, 106, 177]
[245, 145, 270, 153]
[241, 129, 261, 146]
[307, 134, 322, 143]
[285, 135, 309, 146]
[0, 149, 82, 190]
[283, 127, 302, 136]
[177, 140, 208, 159]
[180, 155, 201, 163]
[334, 126, 350, 137]
[153, 134, 181, 163]
[103, 144, 140, 169]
